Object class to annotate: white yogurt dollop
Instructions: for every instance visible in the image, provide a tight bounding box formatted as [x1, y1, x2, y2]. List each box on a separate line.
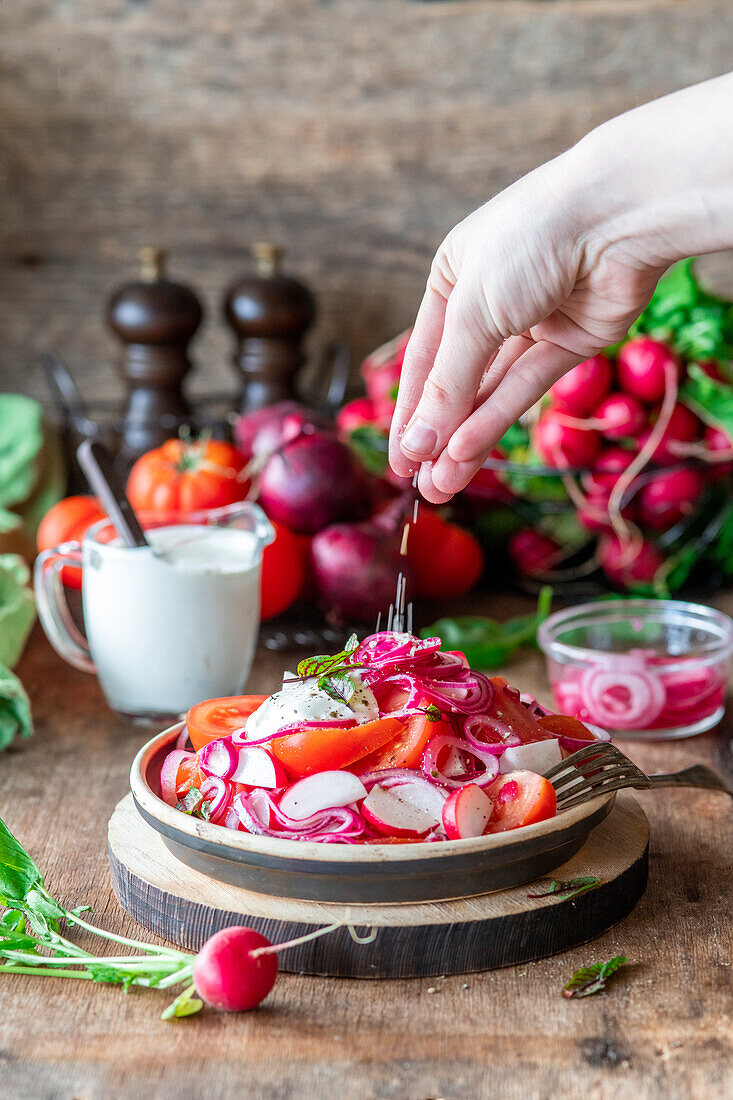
[244, 671, 378, 740]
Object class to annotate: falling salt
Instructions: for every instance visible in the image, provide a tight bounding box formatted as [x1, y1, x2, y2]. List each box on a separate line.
[400, 522, 410, 556]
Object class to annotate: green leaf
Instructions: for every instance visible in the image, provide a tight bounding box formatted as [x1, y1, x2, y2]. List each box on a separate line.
[0, 817, 44, 907]
[562, 954, 628, 999]
[0, 555, 36, 669]
[0, 395, 44, 511]
[627, 259, 733, 363]
[0, 909, 25, 933]
[175, 788, 212, 820]
[498, 422, 531, 452]
[0, 662, 33, 752]
[421, 586, 552, 670]
[348, 425, 389, 476]
[681, 363, 733, 434]
[297, 654, 332, 678]
[319, 671, 356, 708]
[526, 876, 601, 901]
[161, 983, 203, 1020]
[423, 704, 443, 723]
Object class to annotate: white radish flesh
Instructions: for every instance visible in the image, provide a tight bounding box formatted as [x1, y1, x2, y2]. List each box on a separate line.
[362, 783, 444, 837]
[442, 784, 494, 840]
[278, 771, 367, 821]
[499, 739, 562, 776]
[230, 746, 287, 788]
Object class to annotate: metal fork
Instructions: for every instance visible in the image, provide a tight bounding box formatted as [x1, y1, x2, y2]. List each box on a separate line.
[544, 742, 733, 812]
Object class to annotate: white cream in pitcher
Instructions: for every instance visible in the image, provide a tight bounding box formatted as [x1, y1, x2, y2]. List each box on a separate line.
[83, 525, 261, 716]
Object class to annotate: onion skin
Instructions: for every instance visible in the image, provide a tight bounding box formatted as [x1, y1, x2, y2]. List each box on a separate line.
[259, 432, 364, 534]
[310, 521, 413, 623]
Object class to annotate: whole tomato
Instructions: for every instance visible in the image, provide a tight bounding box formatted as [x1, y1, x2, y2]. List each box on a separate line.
[407, 508, 484, 599]
[260, 521, 306, 620]
[36, 495, 107, 590]
[126, 439, 250, 515]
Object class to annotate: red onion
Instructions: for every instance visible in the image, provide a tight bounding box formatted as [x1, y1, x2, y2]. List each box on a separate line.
[199, 738, 240, 780]
[160, 749, 192, 807]
[259, 431, 363, 534]
[234, 402, 327, 461]
[233, 791, 365, 841]
[421, 734, 500, 790]
[199, 776, 234, 824]
[579, 661, 666, 730]
[463, 715, 521, 753]
[175, 726, 190, 750]
[311, 521, 413, 624]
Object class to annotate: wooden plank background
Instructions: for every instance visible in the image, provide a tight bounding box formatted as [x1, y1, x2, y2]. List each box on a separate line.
[1, 0, 732, 409]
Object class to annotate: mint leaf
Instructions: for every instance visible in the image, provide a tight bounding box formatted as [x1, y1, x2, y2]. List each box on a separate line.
[422, 586, 552, 669]
[319, 671, 356, 708]
[527, 876, 601, 901]
[563, 954, 628, 998]
[176, 788, 212, 820]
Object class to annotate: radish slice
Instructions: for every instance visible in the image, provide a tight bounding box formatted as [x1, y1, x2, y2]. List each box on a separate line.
[160, 749, 192, 806]
[198, 776, 233, 824]
[278, 771, 368, 821]
[498, 739, 562, 776]
[362, 781, 445, 837]
[199, 738, 239, 780]
[442, 784, 494, 840]
[230, 746, 288, 788]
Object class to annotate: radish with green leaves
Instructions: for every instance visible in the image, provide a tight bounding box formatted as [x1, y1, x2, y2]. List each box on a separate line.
[617, 338, 679, 403]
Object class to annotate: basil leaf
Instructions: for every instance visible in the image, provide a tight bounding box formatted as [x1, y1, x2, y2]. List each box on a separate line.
[422, 586, 552, 669]
[0, 661, 33, 752]
[0, 555, 36, 670]
[562, 954, 628, 999]
[0, 817, 44, 907]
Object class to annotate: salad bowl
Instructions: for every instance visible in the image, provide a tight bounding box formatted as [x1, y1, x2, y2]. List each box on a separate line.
[130, 724, 616, 904]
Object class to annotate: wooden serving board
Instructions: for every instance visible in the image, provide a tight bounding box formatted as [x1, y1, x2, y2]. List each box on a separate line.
[109, 792, 649, 978]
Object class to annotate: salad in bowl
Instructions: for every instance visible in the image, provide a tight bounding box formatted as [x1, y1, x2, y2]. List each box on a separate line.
[160, 631, 608, 845]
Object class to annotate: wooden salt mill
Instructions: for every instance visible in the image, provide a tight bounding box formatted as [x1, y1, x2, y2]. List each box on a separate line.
[223, 242, 317, 413]
[106, 247, 204, 462]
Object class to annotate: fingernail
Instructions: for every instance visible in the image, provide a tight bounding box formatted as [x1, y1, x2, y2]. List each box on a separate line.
[401, 418, 437, 456]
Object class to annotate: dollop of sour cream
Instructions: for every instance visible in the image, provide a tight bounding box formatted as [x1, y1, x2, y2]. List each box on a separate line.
[244, 671, 379, 741]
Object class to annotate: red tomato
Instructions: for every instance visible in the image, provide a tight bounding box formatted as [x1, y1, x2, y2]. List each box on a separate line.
[175, 755, 204, 796]
[358, 688, 456, 771]
[407, 509, 484, 599]
[36, 495, 107, 590]
[536, 714, 596, 741]
[126, 439, 250, 515]
[489, 677, 557, 743]
[270, 717, 405, 778]
[186, 695, 268, 752]
[260, 521, 306, 620]
[485, 770, 557, 833]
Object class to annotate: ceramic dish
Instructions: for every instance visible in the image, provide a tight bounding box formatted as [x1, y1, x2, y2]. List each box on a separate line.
[130, 725, 616, 904]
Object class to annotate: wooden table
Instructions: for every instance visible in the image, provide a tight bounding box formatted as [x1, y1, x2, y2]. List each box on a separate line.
[2, 595, 732, 1100]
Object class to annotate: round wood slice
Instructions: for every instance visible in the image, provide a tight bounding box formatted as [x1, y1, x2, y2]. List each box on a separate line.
[109, 792, 649, 978]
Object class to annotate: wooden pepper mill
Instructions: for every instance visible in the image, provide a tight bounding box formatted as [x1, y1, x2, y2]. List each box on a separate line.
[223, 242, 317, 413]
[106, 247, 204, 463]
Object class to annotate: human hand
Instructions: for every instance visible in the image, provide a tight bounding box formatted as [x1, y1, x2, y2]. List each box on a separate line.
[389, 73, 733, 503]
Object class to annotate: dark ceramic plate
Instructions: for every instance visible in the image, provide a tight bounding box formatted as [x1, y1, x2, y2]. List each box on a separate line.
[130, 725, 615, 904]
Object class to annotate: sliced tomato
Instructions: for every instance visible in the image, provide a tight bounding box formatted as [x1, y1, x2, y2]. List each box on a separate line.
[357, 711, 454, 772]
[485, 770, 557, 833]
[537, 714, 597, 741]
[270, 717, 405, 778]
[186, 695, 268, 752]
[489, 677, 556, 743]
[175, 755, 204, 796]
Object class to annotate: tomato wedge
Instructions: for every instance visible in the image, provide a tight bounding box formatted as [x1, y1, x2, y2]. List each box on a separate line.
[485, 770, 557, 833]
[356, 711, 452, 772]
[186, 695, 268, 752]
[489, 677, 556, 743]
[536, 714, 597, 741]
[175, 755, 204, 796]
[270, 717, 405, 778]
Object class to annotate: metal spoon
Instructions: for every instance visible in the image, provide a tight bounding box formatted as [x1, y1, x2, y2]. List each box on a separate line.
[76, 440, 150, 549]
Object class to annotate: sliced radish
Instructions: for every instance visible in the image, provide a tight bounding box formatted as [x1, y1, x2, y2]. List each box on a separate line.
[362, 782, 445, 838]
[230, 746, 288, 788]
[442, 784, 494, 840]
[199, 737, 239, 780]
[278, 771, 367, 821]
[498, 738, 562, 776]
[198, 776, 233, 824]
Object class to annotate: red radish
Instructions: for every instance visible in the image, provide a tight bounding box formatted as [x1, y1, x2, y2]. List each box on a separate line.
[508, 528, 559, 576]
[442, 784, 493, 840]
[549, 356, 612, 416]
[234, 402, 327, 462]
[278, 771, 367, 820]
[637, 404, 701, 465]
[310, 520, 412, 624]
[230, 746, 289, 789]
[594, 393, 646, 441]
[599, 534, 664, 588]
[193, 926, 278, 1012]
[199, 738, 240, 781]
[704, 423, 732, 452]
[617, 338, 679, 403]
[463, 458, 513, 504]
[258, 431, 364, 534]
[198, 777, 234, 824]
[336, 397, 381, 434]
[362, 782, 444, 838]
[576, 493, 612, 533]
[533, 409, 601, 468]
[498, 739, 562, 775]
[583, 447, 635, 497]
[361, 329, 410, 419]
[638, 469, 704, 530]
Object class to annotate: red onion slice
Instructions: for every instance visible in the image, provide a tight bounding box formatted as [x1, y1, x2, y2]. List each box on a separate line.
[579, 663, 665, 730]
[421, 734, 500, 790]
[160, 749, 192, 806]
[199, 737, 240, 779]
[198, 776, 233, 824]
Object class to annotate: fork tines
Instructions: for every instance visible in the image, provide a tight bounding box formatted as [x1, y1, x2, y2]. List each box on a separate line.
[544, 743, 650, 811]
